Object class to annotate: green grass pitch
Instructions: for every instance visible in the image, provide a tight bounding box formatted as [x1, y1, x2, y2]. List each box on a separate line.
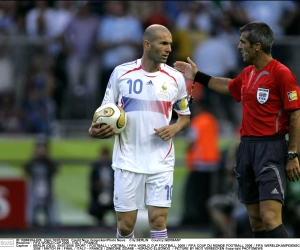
[0, 136, 235, 237]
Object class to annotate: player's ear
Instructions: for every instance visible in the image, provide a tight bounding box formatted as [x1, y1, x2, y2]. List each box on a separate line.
[144, 40, 151, 51]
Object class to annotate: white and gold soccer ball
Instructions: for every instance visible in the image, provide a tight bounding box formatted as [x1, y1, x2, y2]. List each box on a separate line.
[93, 103, 127, 134]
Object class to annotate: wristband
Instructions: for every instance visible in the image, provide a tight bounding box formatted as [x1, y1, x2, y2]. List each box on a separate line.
[194, 71, 212, 87]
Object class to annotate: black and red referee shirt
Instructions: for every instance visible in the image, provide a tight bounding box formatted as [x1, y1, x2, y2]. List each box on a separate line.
[229, 59, 300, 137]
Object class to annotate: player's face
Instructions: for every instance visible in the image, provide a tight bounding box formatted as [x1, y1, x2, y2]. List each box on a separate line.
[148, 31, 172, 64]
[238, 32, 256, 63]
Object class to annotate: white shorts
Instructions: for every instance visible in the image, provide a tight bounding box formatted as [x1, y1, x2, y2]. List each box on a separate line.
[113, 169, 173, 212]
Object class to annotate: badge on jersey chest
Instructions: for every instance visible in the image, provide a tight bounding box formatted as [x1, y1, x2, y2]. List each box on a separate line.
[157, 83, 168, 100]
[257, 88, 269, 104]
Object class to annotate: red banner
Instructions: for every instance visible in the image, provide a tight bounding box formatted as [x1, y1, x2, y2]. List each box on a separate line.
[0, 179, 27, 229]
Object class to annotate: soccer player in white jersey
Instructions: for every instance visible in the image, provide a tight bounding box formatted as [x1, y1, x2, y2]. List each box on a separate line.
[88, 24, 190, 238]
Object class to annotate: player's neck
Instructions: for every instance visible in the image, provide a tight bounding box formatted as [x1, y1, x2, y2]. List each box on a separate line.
[141, 58, 160, 73]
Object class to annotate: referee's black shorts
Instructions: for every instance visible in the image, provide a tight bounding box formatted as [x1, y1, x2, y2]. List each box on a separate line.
[234, 134, 288, 204]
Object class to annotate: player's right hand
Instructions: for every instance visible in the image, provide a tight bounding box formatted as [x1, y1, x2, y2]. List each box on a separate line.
[88, 122, 116, 139]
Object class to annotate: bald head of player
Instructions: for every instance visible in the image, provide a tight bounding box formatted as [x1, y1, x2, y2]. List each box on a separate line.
[142, 24, 172, 72]
[143, 24, 171, 42]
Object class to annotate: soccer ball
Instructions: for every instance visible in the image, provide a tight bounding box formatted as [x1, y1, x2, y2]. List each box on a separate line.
[93, 103, 127, 133]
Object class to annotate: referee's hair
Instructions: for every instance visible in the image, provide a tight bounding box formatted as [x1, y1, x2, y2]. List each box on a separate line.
[239, 21, 274, 54]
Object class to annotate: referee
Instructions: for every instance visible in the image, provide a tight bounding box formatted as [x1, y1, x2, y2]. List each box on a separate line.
[174, 21, 300, 238]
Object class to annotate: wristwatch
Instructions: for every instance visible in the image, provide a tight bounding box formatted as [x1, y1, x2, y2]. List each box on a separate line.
[287, 152, 298, 160]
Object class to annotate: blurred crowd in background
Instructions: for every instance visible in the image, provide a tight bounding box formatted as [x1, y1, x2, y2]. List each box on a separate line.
[0, 0, 300, 136]
[1, 0, 300, 238]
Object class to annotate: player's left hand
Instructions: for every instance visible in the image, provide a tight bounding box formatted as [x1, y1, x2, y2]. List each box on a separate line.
[286, 158, 300, 182]
[154, 124, 180, 141]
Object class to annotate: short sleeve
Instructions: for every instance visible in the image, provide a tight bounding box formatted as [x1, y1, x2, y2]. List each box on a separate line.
[228, 77, 242, 102]
[277, 69, 300, 110]
[101, 68, 119, 105]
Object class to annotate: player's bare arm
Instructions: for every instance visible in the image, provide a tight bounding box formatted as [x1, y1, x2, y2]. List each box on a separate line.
[174, 57, 232, 95]
[286, 109, 300, 182]
[154, 114, 190, 141]
[88, 123, 116, 139]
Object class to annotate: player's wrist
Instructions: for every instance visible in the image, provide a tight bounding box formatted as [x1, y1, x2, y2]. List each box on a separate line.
[174, 123, 181, 133]
[194, 71, 212, 87]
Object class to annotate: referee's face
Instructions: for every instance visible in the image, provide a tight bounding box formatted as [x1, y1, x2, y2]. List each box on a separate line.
[238, 32, 256, 63]
[148, 31, 172, 65]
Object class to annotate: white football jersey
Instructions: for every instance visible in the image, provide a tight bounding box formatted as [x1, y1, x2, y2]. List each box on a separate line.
[102, 59, 190, 174]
